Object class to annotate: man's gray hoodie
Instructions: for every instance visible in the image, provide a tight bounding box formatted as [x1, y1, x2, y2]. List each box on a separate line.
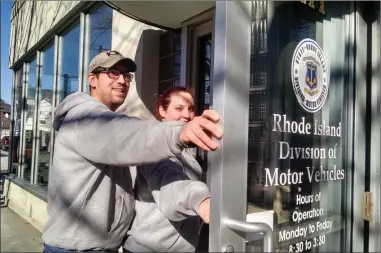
[42, 92, 187, 251]
[124, 149, 210, 252]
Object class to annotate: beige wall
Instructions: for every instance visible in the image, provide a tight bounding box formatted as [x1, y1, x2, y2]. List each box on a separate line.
[112, 11, 163, 120]
[4, 179, 48, 232]
[112, 11, 165, 182]
[9, 1, 81, 66]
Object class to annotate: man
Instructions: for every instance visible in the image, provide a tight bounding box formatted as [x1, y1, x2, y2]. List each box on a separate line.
[42, 50, 222, 252]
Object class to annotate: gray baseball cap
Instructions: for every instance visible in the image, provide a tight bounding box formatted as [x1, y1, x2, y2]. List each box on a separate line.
[89, 50, 137, 73]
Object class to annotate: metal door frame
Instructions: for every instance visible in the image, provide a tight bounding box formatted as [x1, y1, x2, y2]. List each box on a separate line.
[209, 1, 271, 252]
[369, 8, 380, 251]
[353, 2, 381, 252]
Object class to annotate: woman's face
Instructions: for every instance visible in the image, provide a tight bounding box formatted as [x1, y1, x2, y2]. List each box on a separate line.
[159, 92, 195, 122]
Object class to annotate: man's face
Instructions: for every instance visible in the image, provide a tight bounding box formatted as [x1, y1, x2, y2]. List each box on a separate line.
[88, 63, 133, 111]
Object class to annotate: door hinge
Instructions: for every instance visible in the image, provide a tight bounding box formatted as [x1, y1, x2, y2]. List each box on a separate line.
[363, 191, 373, 221]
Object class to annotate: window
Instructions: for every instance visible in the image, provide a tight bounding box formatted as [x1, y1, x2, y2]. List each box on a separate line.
[158, 30, 182, 95]
[10, 3, 114, 188]
[59, 24, 80, 102]
[21, 58, 37, 181]
[36, 43, 55, 188]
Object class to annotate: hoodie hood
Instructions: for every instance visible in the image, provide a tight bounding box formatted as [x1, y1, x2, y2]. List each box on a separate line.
[53, 92, 102, 131]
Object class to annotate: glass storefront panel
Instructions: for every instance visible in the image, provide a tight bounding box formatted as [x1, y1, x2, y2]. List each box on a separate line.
[36, 44, 55, 188]
[59, 24, 80, 102]
[247, 1, 351, 252]
[11, 67, 23, 175]
[21, 58, 37, 181]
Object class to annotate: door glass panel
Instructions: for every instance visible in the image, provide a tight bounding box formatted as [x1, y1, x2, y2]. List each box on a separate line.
[247, 2, 351, 252]
[200, 35, 212, 110]
[195, 33, 212, 253]
[196, 34, 212, 178]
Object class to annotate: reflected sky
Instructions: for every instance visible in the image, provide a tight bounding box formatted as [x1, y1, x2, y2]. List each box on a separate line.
[42, 44, 55, 95]
[61, 25, 80, 78]
[88, 5, 113, 64]
[60, 25, 80, 101]
[28, 59, 37, 99]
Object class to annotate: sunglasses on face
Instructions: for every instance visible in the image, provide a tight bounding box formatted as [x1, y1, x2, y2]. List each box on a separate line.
[94, 68, 134, 82]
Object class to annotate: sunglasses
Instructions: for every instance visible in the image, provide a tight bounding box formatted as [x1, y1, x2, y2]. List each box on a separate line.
[105, 50, 122, 57]
[94, 68, 134, 82]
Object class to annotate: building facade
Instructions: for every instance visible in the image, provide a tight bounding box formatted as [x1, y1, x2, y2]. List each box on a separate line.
[4, 1, 380, 252]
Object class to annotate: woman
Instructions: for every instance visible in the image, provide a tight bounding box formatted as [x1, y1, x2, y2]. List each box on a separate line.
[123, 87, 210, 252]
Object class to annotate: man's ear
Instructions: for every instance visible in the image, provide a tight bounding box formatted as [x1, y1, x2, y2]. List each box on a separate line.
[158, 106, 166, 119]
[88, 74, 97, 91]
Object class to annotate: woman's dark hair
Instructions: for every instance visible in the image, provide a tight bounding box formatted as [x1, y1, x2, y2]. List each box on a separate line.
[155, 87, 194, 120]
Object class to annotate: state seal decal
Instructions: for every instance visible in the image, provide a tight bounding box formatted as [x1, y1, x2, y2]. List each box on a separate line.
[291, 38, 329, 113]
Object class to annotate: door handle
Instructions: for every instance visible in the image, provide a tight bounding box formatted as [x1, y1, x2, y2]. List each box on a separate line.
[224, 217, 273, 252]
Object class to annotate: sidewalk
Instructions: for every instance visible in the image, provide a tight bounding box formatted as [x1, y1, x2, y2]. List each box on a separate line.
[1, 207, 43, 252]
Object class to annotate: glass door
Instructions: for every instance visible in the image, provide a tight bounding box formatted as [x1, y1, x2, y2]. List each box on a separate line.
[190, 20, 214, 253]
[189, 20, 214, 186]
[210, 1, 355, 252]
[247, 1, 352, 252]
[193, 31, 213, 183]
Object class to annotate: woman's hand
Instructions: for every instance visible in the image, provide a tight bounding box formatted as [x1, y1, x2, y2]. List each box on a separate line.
[197, 197, 210, 224]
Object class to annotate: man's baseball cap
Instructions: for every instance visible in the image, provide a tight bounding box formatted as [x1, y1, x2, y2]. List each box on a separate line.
[89, 50, 137, 73]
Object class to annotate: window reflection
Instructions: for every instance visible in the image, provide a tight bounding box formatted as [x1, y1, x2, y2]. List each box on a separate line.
[160, 57, 172, 81]
[173, 53, 181, 77]
[37, 45, 55, 188]
[158, 30, 181, 95]
[22, 59, 37, 181]
[60, 25, 80, 102]
[200, 36, 211, 108]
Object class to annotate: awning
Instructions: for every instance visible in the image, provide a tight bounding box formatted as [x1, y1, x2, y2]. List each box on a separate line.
[107, 1, 215, 29]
